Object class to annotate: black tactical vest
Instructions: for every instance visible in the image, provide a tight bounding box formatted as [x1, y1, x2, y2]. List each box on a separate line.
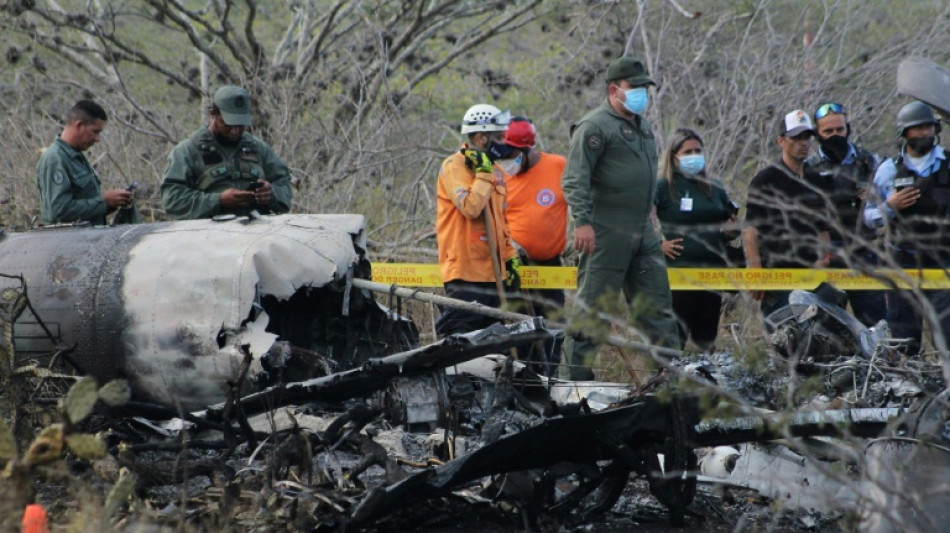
[891, 154, 950, 257]
[805, 148, 875, 241]
[189, 128, 265, 194]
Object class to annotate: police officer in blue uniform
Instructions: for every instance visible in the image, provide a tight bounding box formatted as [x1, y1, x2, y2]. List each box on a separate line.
[865, 101, 950, 353]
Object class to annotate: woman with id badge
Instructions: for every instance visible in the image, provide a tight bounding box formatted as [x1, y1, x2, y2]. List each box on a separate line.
[655, 129, 739, 351]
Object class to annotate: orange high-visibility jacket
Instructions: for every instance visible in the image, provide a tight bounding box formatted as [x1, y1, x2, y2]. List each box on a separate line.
[504, 152, 568, 261]
[436, 147, 515, 284]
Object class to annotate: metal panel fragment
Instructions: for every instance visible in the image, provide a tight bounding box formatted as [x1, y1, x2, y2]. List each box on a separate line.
[0, 215, 366, 408]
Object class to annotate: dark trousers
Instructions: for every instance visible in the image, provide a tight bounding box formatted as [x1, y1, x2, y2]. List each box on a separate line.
[848, 289, 887, 327]
[509, 256, 565, 376]
[830, 249, 887, 327]
[436, 281, 501, 336]
[884, 253, 950, 354]
[513, 256, 566, 319]
[886, 289, 950, 354]
[560, 239, 680, 381]
[886, 267, 950, 354]
[672, 290, 722, 351]
[761, 290, 792, 319]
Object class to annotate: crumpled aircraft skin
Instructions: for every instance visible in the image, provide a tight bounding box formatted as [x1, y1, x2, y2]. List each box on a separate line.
[0, 214, 366, 408]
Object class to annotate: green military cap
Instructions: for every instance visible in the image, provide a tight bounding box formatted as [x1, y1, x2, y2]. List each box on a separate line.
[605, 57, 655, 87]
[213, 85, 253, 126]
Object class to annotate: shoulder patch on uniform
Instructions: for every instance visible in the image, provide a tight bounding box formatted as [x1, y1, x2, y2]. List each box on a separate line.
[53, 169, 65, 185]
[586, 133, 603, 149]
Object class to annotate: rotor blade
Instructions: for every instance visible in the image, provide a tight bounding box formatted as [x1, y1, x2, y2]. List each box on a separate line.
[897, 57, 950, 120]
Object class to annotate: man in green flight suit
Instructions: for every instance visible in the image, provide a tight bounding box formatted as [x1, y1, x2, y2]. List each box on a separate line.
[161, 85, 293, 220]
[36, 99, 139, 225]
[560, 57, 680, 380]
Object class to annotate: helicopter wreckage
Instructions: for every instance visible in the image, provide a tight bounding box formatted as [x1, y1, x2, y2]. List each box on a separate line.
[1, 214, 949, 531]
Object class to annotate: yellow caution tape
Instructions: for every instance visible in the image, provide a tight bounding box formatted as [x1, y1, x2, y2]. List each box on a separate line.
[370, 263, 444, 288]
[371, 264, 950, 290]
[668, 268, 950, 290]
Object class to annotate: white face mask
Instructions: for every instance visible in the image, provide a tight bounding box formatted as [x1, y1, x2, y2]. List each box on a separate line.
[498, 154, 523, 176]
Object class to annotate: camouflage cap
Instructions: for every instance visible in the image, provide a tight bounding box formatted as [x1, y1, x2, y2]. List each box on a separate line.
[213, 85, 252, 127]
[605, 57, 655, 87]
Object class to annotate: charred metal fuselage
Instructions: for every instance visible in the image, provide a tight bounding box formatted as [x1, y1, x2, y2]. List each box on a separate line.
[0, 215, 412, 409]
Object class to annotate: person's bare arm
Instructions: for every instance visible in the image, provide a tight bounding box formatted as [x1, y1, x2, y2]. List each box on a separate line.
[743, 226, 763, 301]
[814, 230, 832, 268]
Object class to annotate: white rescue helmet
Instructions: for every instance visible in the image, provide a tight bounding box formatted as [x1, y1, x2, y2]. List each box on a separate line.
[460, 104, 511, 134]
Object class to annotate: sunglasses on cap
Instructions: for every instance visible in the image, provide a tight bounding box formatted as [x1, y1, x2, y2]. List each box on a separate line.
[815, 102, 845, 121]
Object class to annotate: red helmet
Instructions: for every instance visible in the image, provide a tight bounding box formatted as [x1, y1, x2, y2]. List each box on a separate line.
[504, 119, 536, 148]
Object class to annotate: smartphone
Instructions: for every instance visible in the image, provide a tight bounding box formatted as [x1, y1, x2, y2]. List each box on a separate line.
[126, 182, 139, 191]
[246, 181, 264, 191]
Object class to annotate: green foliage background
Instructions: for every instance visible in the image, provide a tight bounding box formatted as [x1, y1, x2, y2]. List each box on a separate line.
[1, 0, 949, 261]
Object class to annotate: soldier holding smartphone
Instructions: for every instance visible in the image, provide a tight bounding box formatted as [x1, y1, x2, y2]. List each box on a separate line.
[36, 100, 141, 225]
[161, 86, 293, 219]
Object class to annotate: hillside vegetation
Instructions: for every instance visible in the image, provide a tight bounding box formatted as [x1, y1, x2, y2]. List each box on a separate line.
[1, 0, 949, 261]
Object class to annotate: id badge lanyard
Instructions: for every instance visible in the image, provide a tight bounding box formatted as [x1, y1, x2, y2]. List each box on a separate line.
[680, 192, 693, 212]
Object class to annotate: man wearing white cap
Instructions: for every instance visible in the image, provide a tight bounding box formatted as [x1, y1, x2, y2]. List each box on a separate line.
[161, 85, 293, 219]
[744, 109, 832, 316]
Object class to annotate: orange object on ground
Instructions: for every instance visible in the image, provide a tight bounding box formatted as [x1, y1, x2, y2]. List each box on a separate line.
[21, 503, 50, 533]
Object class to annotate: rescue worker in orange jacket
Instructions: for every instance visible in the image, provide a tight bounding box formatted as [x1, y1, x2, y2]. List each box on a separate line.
[495, 117, 568, 314]
[495, 117, 568, 374]
[435, 104, 520, 335]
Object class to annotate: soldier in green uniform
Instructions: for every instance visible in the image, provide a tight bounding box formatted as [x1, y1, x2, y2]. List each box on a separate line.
[36, 100, 138, 225]
[161, 86, 293, 220]
[560, 57, 680, 380]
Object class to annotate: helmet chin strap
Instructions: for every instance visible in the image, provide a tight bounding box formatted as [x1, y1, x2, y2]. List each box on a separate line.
[523, 148, 539, 172]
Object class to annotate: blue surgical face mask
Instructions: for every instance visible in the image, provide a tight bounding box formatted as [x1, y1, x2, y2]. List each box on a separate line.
[618, 87, 648, 115]
[678, 154, 705, 175]
[499, 154, 523, 176]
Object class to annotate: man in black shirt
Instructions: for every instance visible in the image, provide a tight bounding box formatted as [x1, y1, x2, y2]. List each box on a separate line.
[744, 109, 831, 316]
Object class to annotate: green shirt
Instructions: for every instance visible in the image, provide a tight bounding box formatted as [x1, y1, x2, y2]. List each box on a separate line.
[160, 127, 293, 220]
[655, 172, 732, 267]
[562, 100, 660, 258]
[36, 137, 108, 225]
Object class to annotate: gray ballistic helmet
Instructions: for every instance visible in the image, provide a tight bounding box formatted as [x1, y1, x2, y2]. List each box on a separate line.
[896, 101, 940, 138]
